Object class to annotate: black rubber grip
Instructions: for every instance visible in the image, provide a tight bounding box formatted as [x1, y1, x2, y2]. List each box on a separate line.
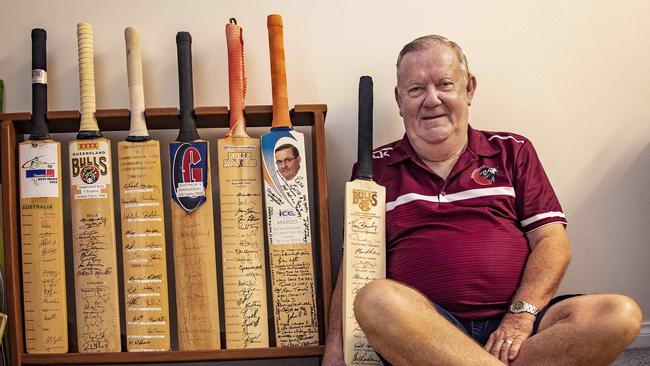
[357, 76, 374, 180]
[30, 28, 49, 140]
[175, 31, 200, 142]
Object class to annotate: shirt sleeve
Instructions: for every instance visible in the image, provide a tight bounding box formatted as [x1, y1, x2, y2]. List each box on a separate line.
[514, 140, 567, 232]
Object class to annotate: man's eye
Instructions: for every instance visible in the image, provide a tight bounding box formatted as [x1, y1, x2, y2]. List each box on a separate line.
[439, 81, 453, 88]
[408, 87, 422, 94]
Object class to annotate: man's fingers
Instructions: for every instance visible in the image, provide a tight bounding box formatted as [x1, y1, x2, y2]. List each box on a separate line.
[500, 339, 513, 363]
[509, 339, 523, 361]
[484, 334, 495, 352]
[491, 338, 504, 357]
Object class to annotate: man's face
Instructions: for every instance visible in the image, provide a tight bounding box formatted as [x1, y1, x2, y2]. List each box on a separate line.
[395, 44, 476, 147]
[275, 147, 301, 181]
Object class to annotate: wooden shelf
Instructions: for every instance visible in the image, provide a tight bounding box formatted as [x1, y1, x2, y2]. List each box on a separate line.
[0, 104, 332, 365]
[22, 345, 324, 364]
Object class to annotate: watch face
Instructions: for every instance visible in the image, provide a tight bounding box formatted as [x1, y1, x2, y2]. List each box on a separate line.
[511, 301, 524, 312]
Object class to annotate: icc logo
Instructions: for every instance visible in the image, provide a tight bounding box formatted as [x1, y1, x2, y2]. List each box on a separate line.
[171, 143, 207, 212]
[279, 210, 296, 217]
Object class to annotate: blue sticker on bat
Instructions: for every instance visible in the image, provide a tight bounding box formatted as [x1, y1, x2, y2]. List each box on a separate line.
[170, 142, 208, 213]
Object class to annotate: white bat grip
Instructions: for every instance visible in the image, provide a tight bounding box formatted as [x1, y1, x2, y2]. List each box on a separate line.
[77, 23, 99, 132]
[125, 27, 148, 138]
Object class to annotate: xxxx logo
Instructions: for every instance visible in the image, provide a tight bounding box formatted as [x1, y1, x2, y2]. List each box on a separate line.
[77, 142, 99, 150]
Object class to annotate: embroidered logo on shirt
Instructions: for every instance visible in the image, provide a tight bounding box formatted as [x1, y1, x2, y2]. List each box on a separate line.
[471, 165, 501, 185]
[373, 147, 393, 159]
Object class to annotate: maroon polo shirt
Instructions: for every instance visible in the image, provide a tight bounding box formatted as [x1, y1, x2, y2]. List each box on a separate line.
[363, 125, 567, 319]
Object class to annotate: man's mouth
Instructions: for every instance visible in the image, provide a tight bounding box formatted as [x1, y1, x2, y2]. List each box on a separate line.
[421, 114, 446, 121]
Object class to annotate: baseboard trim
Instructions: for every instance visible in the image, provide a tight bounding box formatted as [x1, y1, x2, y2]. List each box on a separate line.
[629, 321, 650, 349]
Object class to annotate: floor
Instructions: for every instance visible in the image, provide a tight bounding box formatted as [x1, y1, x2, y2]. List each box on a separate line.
[613, 347, 650, 365]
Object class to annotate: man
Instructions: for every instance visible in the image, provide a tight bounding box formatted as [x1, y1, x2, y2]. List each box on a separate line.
[322, 35, 642, 365]
[275, 143, 301, 181]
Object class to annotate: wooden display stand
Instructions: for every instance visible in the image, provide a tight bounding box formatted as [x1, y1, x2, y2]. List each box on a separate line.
[0, 104, 332, 365]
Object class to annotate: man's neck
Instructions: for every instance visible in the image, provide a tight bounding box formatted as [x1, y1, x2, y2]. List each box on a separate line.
[411, 133, 468, 180]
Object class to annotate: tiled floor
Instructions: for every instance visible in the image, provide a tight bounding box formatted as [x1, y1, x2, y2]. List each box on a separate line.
[613, 347, 650, 365]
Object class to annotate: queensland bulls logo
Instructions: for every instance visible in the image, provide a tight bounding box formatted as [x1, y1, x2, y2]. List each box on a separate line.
[471, 165, 501, 185]
[170, 142, 208, 213]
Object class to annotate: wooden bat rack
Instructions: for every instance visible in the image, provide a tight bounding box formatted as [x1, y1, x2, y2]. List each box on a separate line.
[0, 104, 332, 365]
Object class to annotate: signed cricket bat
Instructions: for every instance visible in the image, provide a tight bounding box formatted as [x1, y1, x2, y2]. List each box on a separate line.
[19, 28, 68, 354]
[342, 76, 386, 365]
[262, 14, 319, 347]
[118, 26, 171, 352]
[218, 18, 269, 349]
[69, 22, 121, 352]
[169, 31, 221, 350]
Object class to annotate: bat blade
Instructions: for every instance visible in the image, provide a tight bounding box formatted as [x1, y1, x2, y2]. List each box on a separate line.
[343, 76, 386, 365]
[19, 28, 68, 354]
[218, 19, 269, 349]
[262, 14, 319, 347]
[70, 22, 121, 353]
[118, 26, 171, 352]
[169, 31, 221, 351]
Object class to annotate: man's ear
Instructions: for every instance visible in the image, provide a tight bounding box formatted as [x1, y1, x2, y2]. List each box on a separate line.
[466, 74, 477, 106]
[394, 86, 403, 116]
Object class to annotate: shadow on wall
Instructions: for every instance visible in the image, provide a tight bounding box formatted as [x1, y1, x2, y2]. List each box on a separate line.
[559, 141, 650, 302]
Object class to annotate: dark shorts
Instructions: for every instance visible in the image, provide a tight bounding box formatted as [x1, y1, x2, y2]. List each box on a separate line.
[378, 294, 581, 365]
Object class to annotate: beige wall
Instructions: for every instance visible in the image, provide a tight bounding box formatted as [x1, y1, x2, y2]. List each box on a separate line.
[1, 0, 648, 356]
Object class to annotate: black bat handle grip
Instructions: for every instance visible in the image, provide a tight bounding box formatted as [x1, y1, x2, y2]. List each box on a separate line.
[357, 76, 374, 180]
[176, 31, 200, 142]
[30, 28, 50, 140]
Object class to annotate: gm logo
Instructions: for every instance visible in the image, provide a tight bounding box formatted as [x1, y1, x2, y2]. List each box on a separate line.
[279, 210, 296, 217]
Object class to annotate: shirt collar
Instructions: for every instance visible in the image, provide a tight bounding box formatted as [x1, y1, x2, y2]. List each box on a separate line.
[387, 124, 500, 166]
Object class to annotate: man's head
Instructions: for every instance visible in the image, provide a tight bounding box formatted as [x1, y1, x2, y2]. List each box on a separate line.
[274, 143, 301, 181]
[395, 35, 477, 151]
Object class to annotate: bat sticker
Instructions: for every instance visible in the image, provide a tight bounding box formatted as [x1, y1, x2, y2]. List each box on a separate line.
[170, 141, 208, 213]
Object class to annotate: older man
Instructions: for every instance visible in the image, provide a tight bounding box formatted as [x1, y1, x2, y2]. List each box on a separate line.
[322, 35, 642, 365]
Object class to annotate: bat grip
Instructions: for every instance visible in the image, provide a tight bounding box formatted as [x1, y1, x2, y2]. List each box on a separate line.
[226, 19, 247, 137]
[125, 26, 149, 142]
[357, 76, 374, 180]
[77, 23, 102, 138]
[175, 32, 200, 142]
[30, 28, 50, 140]
[267, 14, 291, 128]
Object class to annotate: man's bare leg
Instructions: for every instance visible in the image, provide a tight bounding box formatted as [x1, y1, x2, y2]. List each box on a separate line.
[508, 294, 642, 366]
[354, 279, 502, 365]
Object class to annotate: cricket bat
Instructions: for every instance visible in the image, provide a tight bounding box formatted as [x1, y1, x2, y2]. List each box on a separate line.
[69, 22, 121, 353]
[262, 14, 319, 347]
[342, 76, 386, 365]
[118, 26, 171, 352]
[218, 18, 269, 349]
[169, 31, 221, 351]
[18, 28, 68, 354]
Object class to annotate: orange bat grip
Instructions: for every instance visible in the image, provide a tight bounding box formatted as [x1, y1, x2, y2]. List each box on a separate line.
[267, 14, 291, 128]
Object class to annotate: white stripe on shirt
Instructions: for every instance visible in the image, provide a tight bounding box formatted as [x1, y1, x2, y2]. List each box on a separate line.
[386, 186, 516, 211]
[520, 211, 566, 227]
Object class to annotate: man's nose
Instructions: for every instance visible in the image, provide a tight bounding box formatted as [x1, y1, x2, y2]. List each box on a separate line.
[422, 86, 442, 107]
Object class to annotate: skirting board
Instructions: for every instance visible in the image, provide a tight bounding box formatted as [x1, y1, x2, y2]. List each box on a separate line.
[629, 322, 650, 349]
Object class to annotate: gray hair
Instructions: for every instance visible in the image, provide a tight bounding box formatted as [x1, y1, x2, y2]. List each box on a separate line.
[396, 35, 470, 81]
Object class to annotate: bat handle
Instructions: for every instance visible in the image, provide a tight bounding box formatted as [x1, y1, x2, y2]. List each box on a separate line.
[267, 14, 291, 128]
[30, 28, 50, 140]
[77, 22, 102, 138]
[357, 76, 374, 180]
[226, 18, 247, 137]
[125, 26, 149, 141]
[175, 31, 200, 142]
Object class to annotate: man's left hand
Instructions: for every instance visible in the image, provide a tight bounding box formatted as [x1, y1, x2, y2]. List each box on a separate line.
[484, 312, 535, 364]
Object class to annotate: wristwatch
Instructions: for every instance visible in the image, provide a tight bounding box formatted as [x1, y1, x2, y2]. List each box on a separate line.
[509, 300, 538, 315]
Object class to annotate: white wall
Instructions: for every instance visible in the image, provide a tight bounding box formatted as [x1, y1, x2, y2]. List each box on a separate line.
[1, 0, 649, 356]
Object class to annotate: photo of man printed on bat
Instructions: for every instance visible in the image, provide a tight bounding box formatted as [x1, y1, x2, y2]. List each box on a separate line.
[274, 143, 301, 182]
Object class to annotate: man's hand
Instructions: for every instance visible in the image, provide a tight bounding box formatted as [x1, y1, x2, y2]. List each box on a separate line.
[484, 312, 535, 364]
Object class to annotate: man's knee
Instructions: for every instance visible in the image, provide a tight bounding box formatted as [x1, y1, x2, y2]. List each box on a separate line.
[559, 294, 642, 341]
[353, 279, 419, 328]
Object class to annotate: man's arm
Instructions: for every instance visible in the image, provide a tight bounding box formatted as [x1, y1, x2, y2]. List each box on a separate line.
[322, 267, 345, 366]
[485, 223, 571, 363]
